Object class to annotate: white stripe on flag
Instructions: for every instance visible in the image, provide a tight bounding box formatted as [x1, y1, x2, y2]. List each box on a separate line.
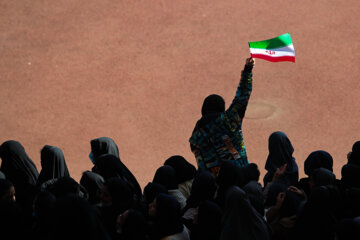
[250, 44, 295, 57]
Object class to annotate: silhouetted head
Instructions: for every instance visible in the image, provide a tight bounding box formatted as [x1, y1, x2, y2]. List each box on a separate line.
[201, 94, 225, 116]
[348, 141, 360, 165]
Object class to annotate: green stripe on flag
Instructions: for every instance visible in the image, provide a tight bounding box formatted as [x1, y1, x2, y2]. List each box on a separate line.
[249, 33, 293, 50]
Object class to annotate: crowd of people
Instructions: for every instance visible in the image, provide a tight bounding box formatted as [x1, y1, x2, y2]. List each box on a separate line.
[0, 136, 360, 240]
[1, 57, 359, 240]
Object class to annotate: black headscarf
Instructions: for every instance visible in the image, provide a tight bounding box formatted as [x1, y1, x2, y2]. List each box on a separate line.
[238, 163, 261, 187]
[164, 155, 197, 185]
[304, 150, 333, 176]
[340, 163, 360, 189]
[148, 193, 184, 240]
[0, 140, 39, 203]
[264, 131, 298, 186]
[93, 154, 142, 201]
[37, 145, 70, 187]
[310, 168, 336, 188]
[194, 94, 225, 129]
[32, 191, 57, 240]
[143, 182, 168, 205]
[118, 209, 149, 240]
[152, 165, 177, 190]
[80, 171, 104, 205]
[183, 171, 217, 212]
[220, 186, 271, 240]
[243, 180, 265, 216]
[52, 194, 111, 240]
[294, 185, 342, 240]
[100, 177, 136, 240]
[191, 200, 223, 240]
[47, 177, 81, 199]
[215, 161, 242, 209]
[348, 141, 360, 165]
[90, 137, 120, 159]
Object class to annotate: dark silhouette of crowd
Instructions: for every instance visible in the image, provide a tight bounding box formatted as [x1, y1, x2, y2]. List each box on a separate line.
[0, 136, 360, 240]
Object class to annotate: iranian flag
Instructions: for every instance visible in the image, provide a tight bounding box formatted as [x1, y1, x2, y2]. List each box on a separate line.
[249, 33, 295, 63]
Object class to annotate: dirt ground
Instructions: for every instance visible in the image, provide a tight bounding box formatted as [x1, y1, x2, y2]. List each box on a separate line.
[1, 0, 359, 188]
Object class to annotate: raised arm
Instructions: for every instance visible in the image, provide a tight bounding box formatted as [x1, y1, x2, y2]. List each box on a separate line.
[227, 57, 255, 119]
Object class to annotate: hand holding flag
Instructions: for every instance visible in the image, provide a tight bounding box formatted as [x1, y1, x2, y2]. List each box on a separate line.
[249, 33, 295, 63]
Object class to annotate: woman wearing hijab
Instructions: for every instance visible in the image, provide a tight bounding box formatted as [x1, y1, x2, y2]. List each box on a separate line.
[98, 177, 137, 239]
[116, 209, 149, 240]
[263, 131, 299, 188]
[181, 171, 217, 231]
[220, 186, 271, 240]
[189, 57, 255, 177]
[190, 200, 223, 240]
[31, 191, 56, 240]
[148, 193, 190, 240]
[347, 140, 360, 165]
[89, 137, 120, 161]
[37, 145, 70, 188]
[182, 171, 217, 217]
[93, 154, 142, 202]
[152, 165, 187, 210]
[297, 150, 334, 196]
[0, 140, 39, 214]
[215, 161, 243, 209]
[243, 180, 265, 216]
[52, 194, 111, 240]
[80, 170, 105, 205]
[143, 182, 168, 206]
[164, 155, 197, 199]
[293, 185, 342, 240]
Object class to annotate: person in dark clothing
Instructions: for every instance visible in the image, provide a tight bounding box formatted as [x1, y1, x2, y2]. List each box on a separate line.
[143, 182, 168, 206]
[0, 198, 25, 240]
[52, 194, 111, 240]
[182, 171, 217, 231]
[220, 186, 271, 240]
[37, 145, 70, 188]
[148, 193, 189, 240]
[116, 209, 149, 240]
[189, 57, 255, 177]
[347, 140, 360, 165]
[80, 170, 105, 205]
[0, 140, 39, 228]
[215, 161, 243, 209]
[263, 131, 299, 188]
[98, 177, 137, 239]
[339, 163, 360, 218]
[30, 191, 57, 240]
[45, 176, 84, 199]
[182, 171, 217, 215]
[190, 200, 223, 240]
[93, 154, 142, 202]
[152, 165, 187, 210]
[309, 167, 336, 190]
[164, 155, 197, 199]
[293, 185, 342, 240]
[90, 137, 120, 162]
[243, 180, 265, 216]
[297, 150, 334, 196]
[0, 140, 39, 202]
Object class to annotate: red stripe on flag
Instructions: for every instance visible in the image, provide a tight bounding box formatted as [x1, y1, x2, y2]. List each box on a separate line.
[250, 54, 295, 63]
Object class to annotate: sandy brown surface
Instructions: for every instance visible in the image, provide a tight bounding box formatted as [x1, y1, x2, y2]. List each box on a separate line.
[1, 0, 359, 188]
